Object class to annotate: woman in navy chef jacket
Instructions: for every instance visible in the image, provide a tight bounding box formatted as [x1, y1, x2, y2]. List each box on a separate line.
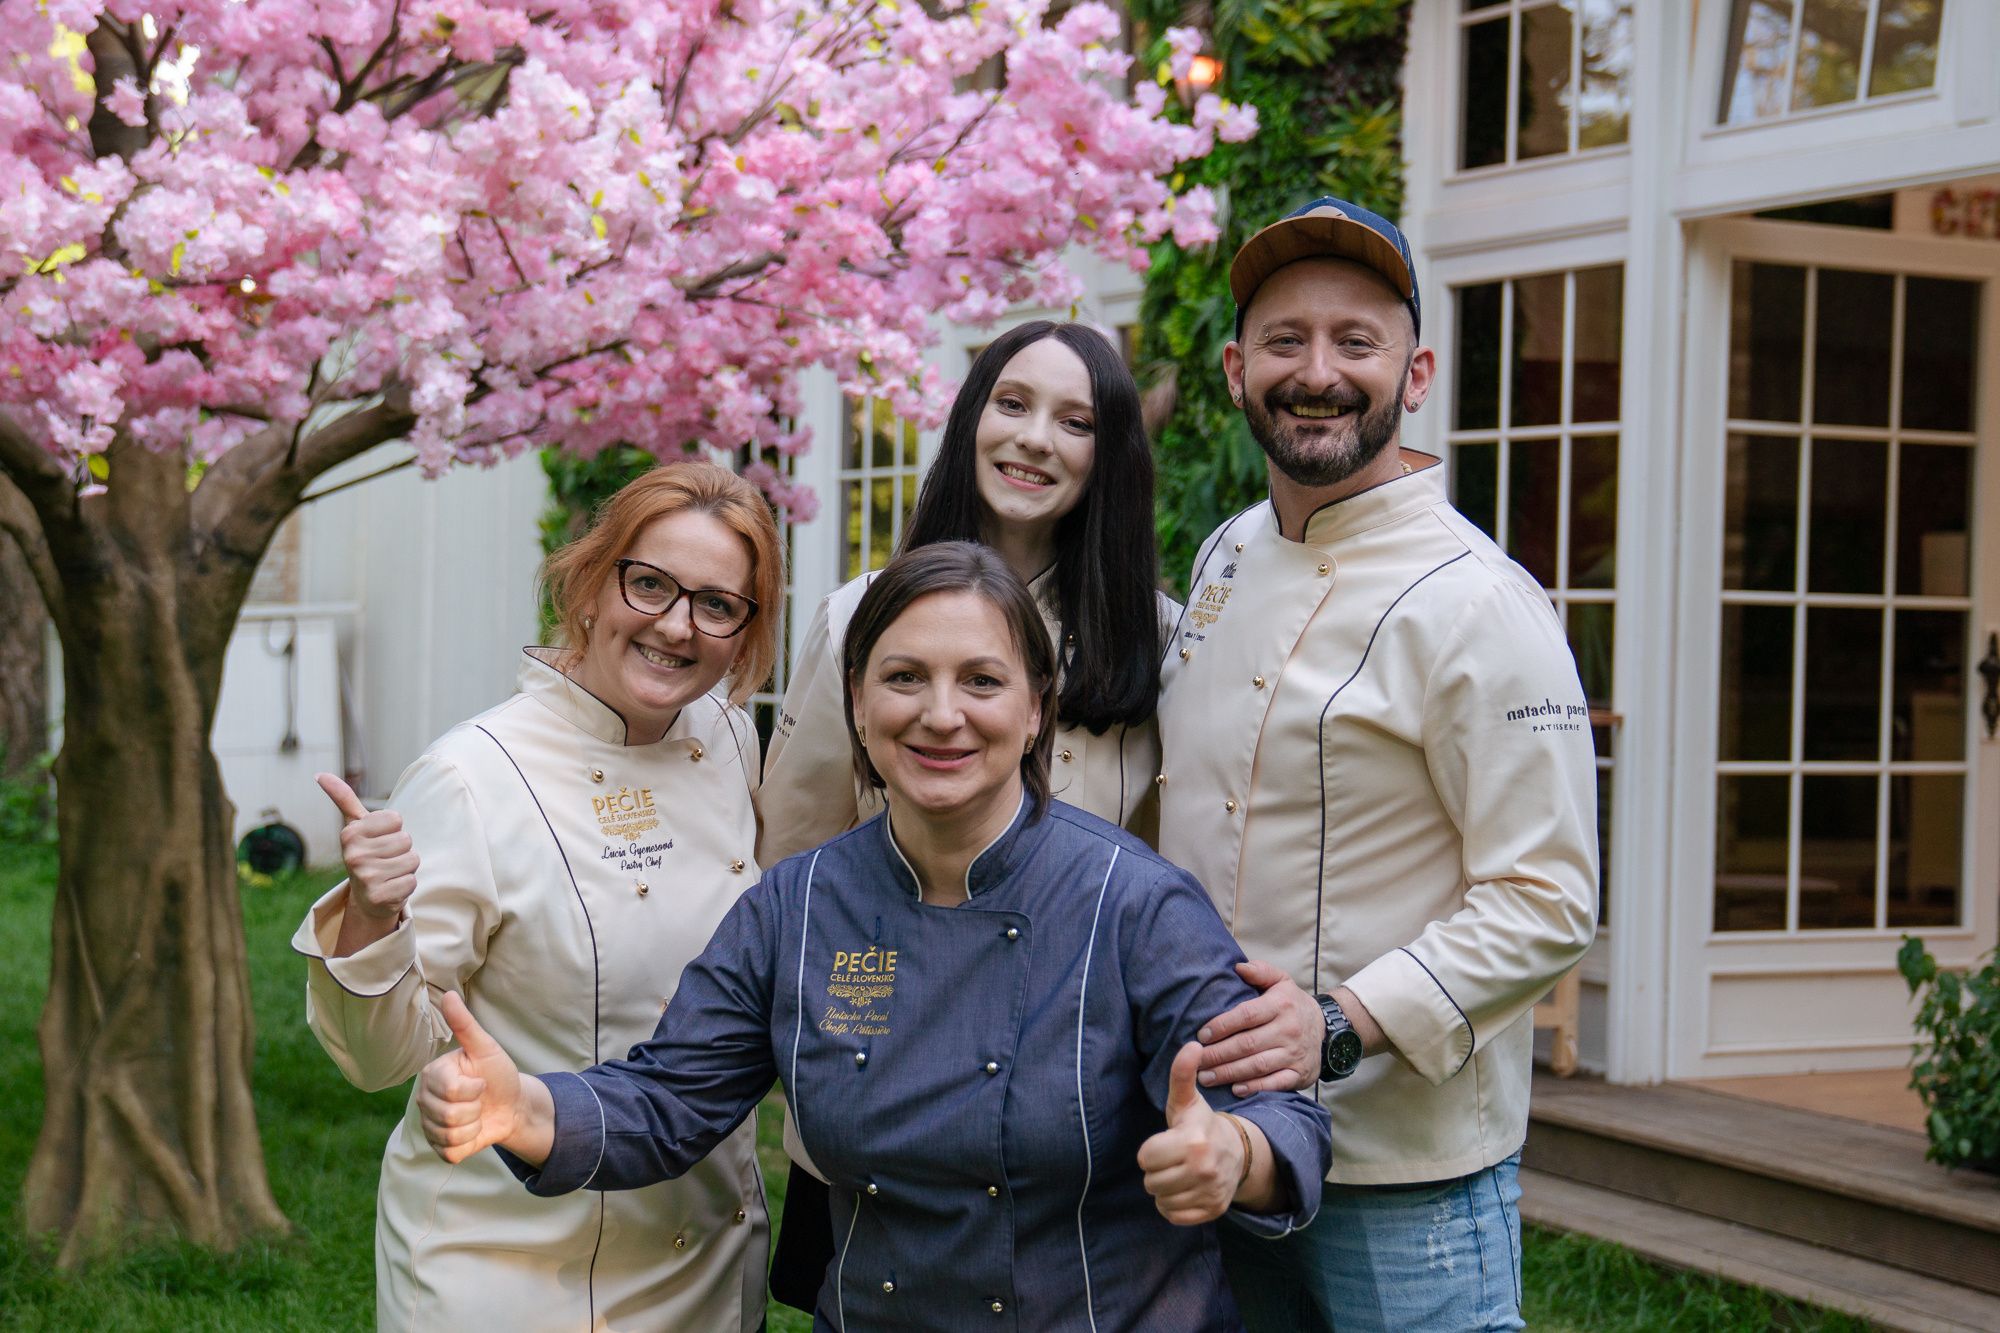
[418, 542, 1333, 1332]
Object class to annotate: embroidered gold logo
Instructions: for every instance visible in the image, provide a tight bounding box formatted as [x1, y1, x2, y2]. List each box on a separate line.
[592, 786, 659, 840]
[822, 949, 896, 1037]
[1188, 580, 1233, 630]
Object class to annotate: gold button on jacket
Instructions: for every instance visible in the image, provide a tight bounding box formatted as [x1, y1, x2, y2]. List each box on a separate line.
[295, 649, 770, 1331]
[1157, 455, 1598, 1187]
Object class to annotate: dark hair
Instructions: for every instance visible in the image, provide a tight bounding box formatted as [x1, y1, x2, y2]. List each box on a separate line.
[841, 543, 1060, 822]
[899, 321, 1161, 735]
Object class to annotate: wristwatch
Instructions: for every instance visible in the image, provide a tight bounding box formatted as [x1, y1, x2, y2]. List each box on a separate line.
[1315, 993, 1364, 1082]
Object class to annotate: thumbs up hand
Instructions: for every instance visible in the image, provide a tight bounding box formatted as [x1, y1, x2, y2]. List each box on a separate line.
[1136, 1041, 1249, 1226]
[318, 773, 419, 929]
[417, 991, 555, 1167]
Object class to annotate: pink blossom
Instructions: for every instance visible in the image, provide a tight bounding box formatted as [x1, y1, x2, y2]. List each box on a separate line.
[0, 0, 1250, 515]
[105, 79, 147, 127]
[1164, 27, 1204, 81]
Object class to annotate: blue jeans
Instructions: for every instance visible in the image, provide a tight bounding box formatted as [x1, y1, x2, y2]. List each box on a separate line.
[1219, 1152, 1525, 1333]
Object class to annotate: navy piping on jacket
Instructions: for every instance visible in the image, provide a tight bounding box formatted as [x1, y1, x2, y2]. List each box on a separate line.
[1308, 553, 1471, 1056]
[475, 723, 607, 1319]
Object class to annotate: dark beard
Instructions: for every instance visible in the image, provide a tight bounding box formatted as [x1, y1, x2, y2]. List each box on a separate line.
[1243, 372, 1406, 489]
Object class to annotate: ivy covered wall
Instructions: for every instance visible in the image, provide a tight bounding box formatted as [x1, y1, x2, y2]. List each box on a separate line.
[1132, 0, 1412, 593]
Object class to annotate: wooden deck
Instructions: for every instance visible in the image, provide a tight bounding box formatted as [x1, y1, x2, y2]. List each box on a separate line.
[1522, 1072, 2000, 1332]
[1682, 1068, 1929, 1134]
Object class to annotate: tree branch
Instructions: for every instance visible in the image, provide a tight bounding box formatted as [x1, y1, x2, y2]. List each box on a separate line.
[191, 397, 416, 556]
[0, 470, 66, 634]
[676, 251, 785, 299]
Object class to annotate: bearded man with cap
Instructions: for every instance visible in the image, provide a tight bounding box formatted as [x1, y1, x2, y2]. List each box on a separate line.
[1155, 197, 1599, 1331]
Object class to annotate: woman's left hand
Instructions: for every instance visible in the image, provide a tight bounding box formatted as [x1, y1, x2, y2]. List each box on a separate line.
[1137, 1042, 1247, 1225]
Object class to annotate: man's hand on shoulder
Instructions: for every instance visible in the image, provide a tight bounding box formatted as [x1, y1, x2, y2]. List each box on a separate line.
[1196, 961, 1323, 1095]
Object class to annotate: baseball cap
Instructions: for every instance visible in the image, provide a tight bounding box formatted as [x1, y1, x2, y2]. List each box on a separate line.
[1230, 196, 1421, 342]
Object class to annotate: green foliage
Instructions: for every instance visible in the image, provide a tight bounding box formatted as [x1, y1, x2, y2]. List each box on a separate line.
[0, 752, 55, 846]
[535, 445, 661, 640]
[1213, 0, 1406, 69]
[1132, 0, 1411, 592]
[1898, 936, 2000, 1170]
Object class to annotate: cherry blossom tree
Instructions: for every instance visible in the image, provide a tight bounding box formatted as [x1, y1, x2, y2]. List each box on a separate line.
[0, 0, 1251, 1259]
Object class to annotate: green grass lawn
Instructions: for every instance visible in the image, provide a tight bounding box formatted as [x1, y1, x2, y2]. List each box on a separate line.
[0, 843, 1871, 1331]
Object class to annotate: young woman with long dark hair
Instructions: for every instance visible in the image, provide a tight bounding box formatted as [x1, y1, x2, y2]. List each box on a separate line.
[757, 319, 1172, 866]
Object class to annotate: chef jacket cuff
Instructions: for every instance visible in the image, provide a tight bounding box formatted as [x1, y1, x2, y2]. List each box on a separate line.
[288, 880, 415, 998]
[500, 1072, 607, 1197]
[1343, 948, 1473, 1087]
[1221, 1096, 1327, 1239]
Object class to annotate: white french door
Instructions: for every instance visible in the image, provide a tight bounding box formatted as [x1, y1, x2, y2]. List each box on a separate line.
[1669, 216, 2000, 1079]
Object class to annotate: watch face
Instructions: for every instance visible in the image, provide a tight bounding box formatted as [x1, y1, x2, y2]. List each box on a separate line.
[1326, 1028, 1364, 1078]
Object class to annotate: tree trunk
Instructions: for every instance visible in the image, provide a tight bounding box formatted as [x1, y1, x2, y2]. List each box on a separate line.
[0, 534, 47, 776]
[19, 442, 288, 1263]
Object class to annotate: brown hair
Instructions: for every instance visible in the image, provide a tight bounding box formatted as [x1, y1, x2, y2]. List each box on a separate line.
[841, 542, 1059, 821]
[541, 460, 784, 705]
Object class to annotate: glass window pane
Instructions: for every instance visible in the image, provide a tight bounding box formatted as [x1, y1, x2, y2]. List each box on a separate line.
[1723, 434, 1799, 592]
[1578, 0, 1633, 148]
[1518, 3, 1576, 160]
[1465, 0, 1506, 9]
[1889, 773, 1961, 928]
[1812, 268, 1894, 427]
[1715, 774, 1790, 931]
[870, 477, 895, 571]
[1720, 0, 1795, 123]
[1571, 265, 1623, 423]
[1729, 263, 1806, 423]
[843, 402, 864, 470]
[1567, 602, 1615, 707]
[1803, 606, 1882, 760]
[1791, 0, 1868, 111]
[1507, 439, 1561, 586]
[1569, 435, 1618, 588]
[1511, 273, 1566, 427]
[1453, 442, 1499, 536]
[1456, 282, 1503, 430]
[1806, 438, 1887, 593]
[870, 401, 897, 468]
[1900, 277, 1979, 433]
[1868, 0, 1943, 97]
[1462, 17, 1511, 170]
[1896, 444, 1971, 597]
[1719, 604, 1795, 760]
[842, 479, 865, 581]
[1892, 609, 1966, 762]
[1798, 774, 1877, 928]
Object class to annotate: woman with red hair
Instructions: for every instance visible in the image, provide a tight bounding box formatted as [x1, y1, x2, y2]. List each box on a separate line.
[295, 460, 783, 1333]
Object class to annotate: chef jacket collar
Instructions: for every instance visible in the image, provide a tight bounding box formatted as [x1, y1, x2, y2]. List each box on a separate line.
[516, 647, 704, 751]
[1289, 448, 1446, 550]
[876, 792, 1043, 902]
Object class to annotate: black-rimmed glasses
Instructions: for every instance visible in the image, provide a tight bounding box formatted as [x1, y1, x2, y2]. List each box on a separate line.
[614, 559, 759, 638]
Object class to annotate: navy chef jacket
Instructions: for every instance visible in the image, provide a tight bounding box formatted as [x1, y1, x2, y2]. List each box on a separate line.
[503, 799, 1331, 1332]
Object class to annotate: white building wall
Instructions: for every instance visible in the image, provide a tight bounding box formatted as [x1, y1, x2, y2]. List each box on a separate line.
[43, 442, 547, 867]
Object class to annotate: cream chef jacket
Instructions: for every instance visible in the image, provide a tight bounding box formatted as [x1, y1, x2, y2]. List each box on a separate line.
[292, 648, 769, 1332]
[1156, 453, 1598, 1187]
[756, 567, 1176, 866]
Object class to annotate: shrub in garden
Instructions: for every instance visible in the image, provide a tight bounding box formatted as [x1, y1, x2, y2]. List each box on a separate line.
[1898, 936, 2000, 1171]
